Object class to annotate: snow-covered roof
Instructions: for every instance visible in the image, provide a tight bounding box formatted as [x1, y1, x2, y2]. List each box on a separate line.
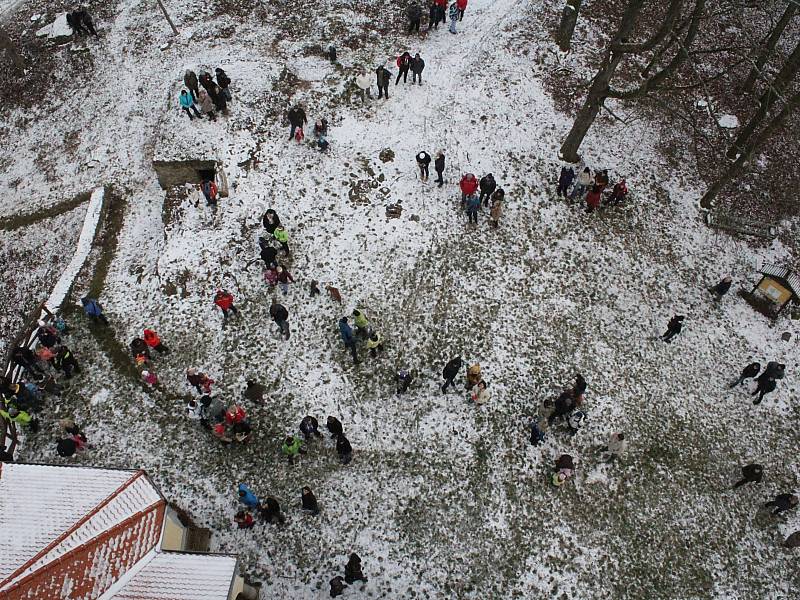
[106, 550, 238, 600]
[759, 263, 800, 297]
[0, 463, 164, 594]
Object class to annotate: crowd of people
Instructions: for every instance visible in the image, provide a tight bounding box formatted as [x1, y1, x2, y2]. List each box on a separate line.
[557, 165, 628, 213]
[179, 67, 232, 122]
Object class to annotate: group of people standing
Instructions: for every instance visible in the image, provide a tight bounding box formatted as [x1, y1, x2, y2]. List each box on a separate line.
[179, 67, 232, 121]
[406, 0, 468, 35]
[459, 172, 504, 227]
[557, 165, 628, 213]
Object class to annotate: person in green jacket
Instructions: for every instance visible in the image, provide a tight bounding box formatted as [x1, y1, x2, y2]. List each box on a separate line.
[273, 226, 290, 255]
[352, 309, 370, 338]
[367, 332, 384, 358]
[0, 404, 32, 426]
[281, 435, 305, 464]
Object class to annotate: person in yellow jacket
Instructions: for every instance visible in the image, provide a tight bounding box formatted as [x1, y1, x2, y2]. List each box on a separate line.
[366, 332, 384, 357]
[466, 363, 481, 387]
[0, 404, 32, 426]
[352, 309, 370, 338]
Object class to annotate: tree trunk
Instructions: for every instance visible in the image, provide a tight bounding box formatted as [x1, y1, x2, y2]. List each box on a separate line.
[156, 0, 179, 36]
[559, 0, 645, 161]
[701, 88, 800, 209]
[741, 2, 797, 93]
[556, 0, 582, 52]
[726, 38, 800, 159]
[0, 29, 24, 73]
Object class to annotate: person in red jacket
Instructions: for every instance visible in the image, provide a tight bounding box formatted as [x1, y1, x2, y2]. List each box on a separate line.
[585, 185, 602, 213]
[456, 0, 467, 20]
[214, 289, 239, 327]
[605, 179, 628, 206]
[276, 266, 295, 294]
[459, 173, 478, 206]
[225, 404, 247, 425]
[143, 329, 169, 354]
[396, 52, 412, 85]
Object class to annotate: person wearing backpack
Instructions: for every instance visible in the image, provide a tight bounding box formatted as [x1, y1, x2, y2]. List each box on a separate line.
[448, 2, 459, 32]
[396, 52, 412, 85]
[201, 179, 218, 206]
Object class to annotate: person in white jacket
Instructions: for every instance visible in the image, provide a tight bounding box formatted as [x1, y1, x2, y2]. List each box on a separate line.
[355, 71, 372, 102]
[602, 432, 627, 459]
[570, 166, 592, 200]
[470, 380, 490, 405]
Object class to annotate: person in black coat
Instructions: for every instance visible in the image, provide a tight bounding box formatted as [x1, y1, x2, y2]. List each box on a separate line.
[434, 151, 445, 186]
[260, 244, 278, 269]
[336, 432, 353, 464]
[396, 52, 412, 85]
[729, 362, 760, 388]
[11, 347, 45, 377]
[130, 337, 150, 359]
[269, 300, 290, 340]
[199, 71, 215, 93]
[763, 493, 799, 515]
[300, 416, 323, 441]
[573, 373, 587, 397]
[548, 390, 576, 425]
[479, 174, 496, 207]
[330, 576, 347, 597]
[751, 378, 777, 405]
[428, 1, 439, 29]
[733, 464, 763, 488]
[557, 166, 575, 197]
[262, 209, 281, 234]
[410, 53, 425, 84]
[710, 275, 732, 298]
[441, 356, 463, 393]
[661, 315, 685, 343]
[757, 361, 785, 383]
[416, 151, 431, 181]
[301, 486, 320, 515]
[376, 66, 391, 99]
[406, 3, 422, 33]
[287, 105, 307, 140]
[259, 496, 285, 524]
[326, 415, 343, 437]
[37, 325, 60, 348]
[344, 553, 367, 584]
[215, 67, 231, 99]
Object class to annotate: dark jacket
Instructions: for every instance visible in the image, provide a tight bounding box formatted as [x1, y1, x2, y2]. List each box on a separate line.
[553, 390, 575, 416]
[479, 174, 496, 194]
[302, 489, 320, 513]
[416, 151, 431, 166]
[711, 278, 732, 296]
[260, 246, 278, 267]
[270, 303, 289, 323]
[411, 56, 425, 74]
[741, 464, 763, 483]
[559, 166, 575, 187]
[215, 68, 231, 88]
[740, 362, 761, 380]
[262, 210, 281, 233]
[130, 338, 150, 358]
[434, 153, 445, 173]
[184, 70, 199, 91]
[667, 315, 685, 332]
[300, 416, 319, 436]
[12, 347, 36, 366]
[288, 107, 307, 127]
[574, 374, 587, 397]
[376, 66, 391, 87]
[336, 433, 352, 456]
[397, 52, 412, 70]
[345, 553, 365, 581]
[442, 357, 462, 380]
[326, 416, 343, 436]
[758, 361, 785, 383]
[406, 4, 422, 21]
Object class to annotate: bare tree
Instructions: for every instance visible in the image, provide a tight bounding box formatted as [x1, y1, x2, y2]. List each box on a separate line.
[700, 88, 800, 208]
[556, 0, 583, 52]
[741, 1, 797, 92]
[559, 0, 693, 162]
[726, 38, 800, 158]
[0, 29, 24, 73]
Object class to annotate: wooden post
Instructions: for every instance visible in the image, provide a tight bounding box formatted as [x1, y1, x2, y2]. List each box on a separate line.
[156, 0, 179, 36]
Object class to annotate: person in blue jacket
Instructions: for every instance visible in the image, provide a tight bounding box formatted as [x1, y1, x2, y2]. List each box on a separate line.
[179, 90, 202, 120]
[81, 297, 109, 325]
[338, 317, 360, 365]
[465, 193, 480, 224]
[238, 483, 260, 508]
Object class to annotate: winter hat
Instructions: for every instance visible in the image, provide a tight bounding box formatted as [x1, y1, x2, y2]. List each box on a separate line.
[187, 368, 197, 375]
[7, 407, 19, 418]
[37, 320, 46, 328]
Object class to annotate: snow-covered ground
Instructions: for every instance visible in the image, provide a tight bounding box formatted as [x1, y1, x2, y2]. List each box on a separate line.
[3, 0, 800, 598]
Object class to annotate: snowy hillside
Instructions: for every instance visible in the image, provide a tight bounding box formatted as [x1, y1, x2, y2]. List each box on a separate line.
[2, 0, 799, 598]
